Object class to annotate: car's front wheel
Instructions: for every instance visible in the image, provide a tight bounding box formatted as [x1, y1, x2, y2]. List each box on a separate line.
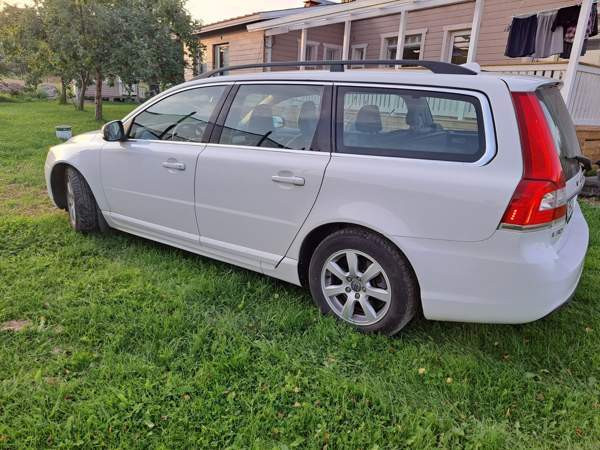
[65, 167, 108, 232]
[308, 228, 418, 335]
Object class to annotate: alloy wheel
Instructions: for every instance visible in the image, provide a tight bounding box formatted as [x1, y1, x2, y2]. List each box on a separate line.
[320, 249, 391, 326]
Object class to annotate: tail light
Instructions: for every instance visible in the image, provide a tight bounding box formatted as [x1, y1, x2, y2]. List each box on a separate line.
[500, 92, 566, 230]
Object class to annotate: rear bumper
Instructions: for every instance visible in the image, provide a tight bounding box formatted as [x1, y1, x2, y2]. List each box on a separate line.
[393, 203, 589, 324]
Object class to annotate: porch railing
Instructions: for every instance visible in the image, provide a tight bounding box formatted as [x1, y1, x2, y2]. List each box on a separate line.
[482, 63, 600, 127]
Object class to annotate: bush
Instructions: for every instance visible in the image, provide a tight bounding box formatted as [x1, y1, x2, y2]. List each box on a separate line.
[35, 87, 49, 99]
[0, 93, 18, 103]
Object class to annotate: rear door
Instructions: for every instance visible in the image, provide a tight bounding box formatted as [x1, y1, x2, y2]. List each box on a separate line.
[195, 82, 332, 268]
[536, 85, 586, 223]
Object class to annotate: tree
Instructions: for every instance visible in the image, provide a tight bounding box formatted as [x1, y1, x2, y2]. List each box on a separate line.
[1, 0, 200, 119]
[42, 0, 199, 120]
[0, 4, 50, 89]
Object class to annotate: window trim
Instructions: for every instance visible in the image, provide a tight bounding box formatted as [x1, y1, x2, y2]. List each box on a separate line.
[350, 44, 368, 67]
[379, 32, 398, 60]
[441, 24, 471, 63]
[213, 43, 230, 69]
[322, 43, 343, 60]
[125, 83, 233, 144]
[332, 83, 496, 166]
[379, 29, 427, 63]
[297, 39, 320, 68]
[209, 81, 333, 153]
[403, 28, 427, 60]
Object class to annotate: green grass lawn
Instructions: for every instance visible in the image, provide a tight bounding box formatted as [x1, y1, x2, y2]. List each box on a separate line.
[1, 99, 599, 448]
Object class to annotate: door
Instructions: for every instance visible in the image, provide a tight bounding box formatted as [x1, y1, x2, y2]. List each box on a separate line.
[195, 83, 332, 267]
[101, 84, 229, 244]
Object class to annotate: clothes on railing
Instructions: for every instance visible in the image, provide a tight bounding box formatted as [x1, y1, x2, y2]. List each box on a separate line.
[505, 15, 538, 57]
[534, 11, 563, 58]
[505, 3, 598, 59]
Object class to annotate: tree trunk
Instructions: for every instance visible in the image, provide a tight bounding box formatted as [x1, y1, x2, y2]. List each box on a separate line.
[59, 77, 67, 105]
[94, 67, 102, 121]
[76, 72, 88, 111]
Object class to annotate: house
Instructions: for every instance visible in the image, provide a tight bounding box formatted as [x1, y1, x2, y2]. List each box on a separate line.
[194, 0, 600, 160]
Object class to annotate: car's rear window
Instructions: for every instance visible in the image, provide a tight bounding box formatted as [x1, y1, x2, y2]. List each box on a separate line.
[536, 85, 582, 180]
[335, 86, 486, 162]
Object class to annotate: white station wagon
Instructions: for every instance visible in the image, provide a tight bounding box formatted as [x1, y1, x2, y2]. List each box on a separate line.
[45, 60, 590, 335]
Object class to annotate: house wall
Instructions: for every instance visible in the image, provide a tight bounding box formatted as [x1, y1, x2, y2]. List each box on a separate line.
[350, 14, 401, 60]
[308, 23, 345, 59]
[408, 1, 475, 60]
[478, 0, 577, 65]
[271, 30, 300, 62]
[199, 26, 265, 72]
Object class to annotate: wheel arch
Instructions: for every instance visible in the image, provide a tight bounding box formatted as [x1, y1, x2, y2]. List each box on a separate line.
[296, 222, 421, 298]
[49, 162, 71, 210]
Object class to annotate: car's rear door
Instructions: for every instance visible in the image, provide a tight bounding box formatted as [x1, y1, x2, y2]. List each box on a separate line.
[194, 82, 332, 269]
[536, 85, 586, 226]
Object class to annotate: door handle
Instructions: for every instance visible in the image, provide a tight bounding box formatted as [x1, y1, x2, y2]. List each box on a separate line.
[162, 161, 186, 171]
[271, 175, 305, 186]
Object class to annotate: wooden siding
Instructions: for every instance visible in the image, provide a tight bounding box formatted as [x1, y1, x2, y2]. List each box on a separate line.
[199, 0, 595, 67]
[576, 126, 600, 161]
[477, 0, 576, 65]
[350, 14, 401, 60]
[408, 2, 475, 60]
[349, 2, 476, 61]
[271, 30, 300, 62]
[308, 23, 345, 59]
[200, 27, 265, 73]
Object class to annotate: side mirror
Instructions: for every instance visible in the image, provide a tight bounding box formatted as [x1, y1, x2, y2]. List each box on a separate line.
[102, 120, 126, 141]
[272, 115, 285, 129]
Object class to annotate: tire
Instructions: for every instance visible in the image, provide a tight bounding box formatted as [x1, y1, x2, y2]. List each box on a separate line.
[65, 167, 106, 233]
[308, 227, 418, 335]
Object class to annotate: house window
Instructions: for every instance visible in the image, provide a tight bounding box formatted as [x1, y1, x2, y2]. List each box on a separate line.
[384, 36, 398, 60]
[298, 41, 320, 69]
[350, 44, 368, 68]
[447, 30, 470, 64]
[323, 44, 342, 61]
[403, 34, 423, 60]
[214, 43, 229, 69]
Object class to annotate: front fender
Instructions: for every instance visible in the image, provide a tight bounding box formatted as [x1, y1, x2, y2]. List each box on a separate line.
[44, 133, 107, 210]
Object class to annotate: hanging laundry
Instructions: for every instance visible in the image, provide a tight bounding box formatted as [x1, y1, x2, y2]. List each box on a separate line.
[505, 15, 538, 58]
[534, 11, 563, 58]
[560, 40, 589, 58]
[553, 3, 598, 43]
[552, 5, 581, 32]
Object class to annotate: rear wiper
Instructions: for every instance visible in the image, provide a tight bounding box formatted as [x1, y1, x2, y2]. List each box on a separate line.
[567, 155, 592, 171]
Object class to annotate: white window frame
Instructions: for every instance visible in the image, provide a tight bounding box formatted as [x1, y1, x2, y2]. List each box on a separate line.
[379, 32, 398, 60]
[380, 29, 427, 62]
[402, 28, 427, 60]
[297, 39, 320, 68]
[213, 43, 230, 69]
[323, 43, 343, 61]
[350, 43, 368, 67]
[441, 24, 472, 63]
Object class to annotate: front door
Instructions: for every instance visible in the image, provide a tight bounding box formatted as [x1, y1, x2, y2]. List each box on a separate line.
[101, 84, 229, 245]
[195, 83, 331, 268]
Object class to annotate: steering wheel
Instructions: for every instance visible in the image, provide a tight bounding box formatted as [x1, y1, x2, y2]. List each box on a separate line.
[171, 122, 203, 142]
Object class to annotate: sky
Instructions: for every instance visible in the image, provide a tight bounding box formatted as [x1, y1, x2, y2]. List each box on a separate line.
[186, 0, 309, 25]
[0, 1, 315, 25]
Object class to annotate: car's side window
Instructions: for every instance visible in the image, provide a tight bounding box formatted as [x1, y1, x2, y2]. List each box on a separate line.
[129, 85, 227, 142]
[336, 86, 485, 162]
[219, 84, 324, 150]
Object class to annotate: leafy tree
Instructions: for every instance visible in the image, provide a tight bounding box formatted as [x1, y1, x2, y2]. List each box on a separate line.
[1, 0, 200, 119]
[0, 3, 50, 89]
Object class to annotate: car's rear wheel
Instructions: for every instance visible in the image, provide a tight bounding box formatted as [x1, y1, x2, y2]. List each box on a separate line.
[65, 167, 108, 232]
[308, 227, 418, 335]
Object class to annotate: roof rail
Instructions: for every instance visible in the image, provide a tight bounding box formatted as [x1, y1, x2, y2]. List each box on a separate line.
[194, 59, 478, 79]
